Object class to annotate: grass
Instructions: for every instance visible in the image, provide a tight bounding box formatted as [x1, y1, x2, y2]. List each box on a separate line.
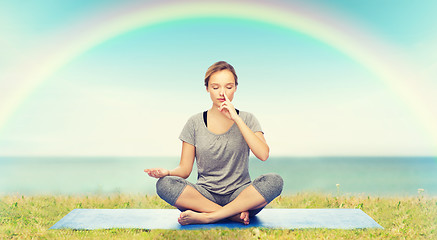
[1, 193, 436, 239]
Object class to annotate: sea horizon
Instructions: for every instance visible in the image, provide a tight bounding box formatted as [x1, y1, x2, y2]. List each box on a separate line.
[1, 156, 436, 197]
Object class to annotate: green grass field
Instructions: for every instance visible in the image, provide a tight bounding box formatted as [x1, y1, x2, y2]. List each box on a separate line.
[1, 193, 436, 239]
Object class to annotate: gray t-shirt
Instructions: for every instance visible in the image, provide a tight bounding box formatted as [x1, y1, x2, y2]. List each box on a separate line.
[179, 111, 263, 195]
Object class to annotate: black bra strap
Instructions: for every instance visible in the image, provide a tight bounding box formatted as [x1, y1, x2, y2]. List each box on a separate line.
[203, 111, 208, 127]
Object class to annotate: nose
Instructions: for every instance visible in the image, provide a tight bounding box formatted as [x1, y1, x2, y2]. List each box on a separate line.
[219, 88, 225, 96]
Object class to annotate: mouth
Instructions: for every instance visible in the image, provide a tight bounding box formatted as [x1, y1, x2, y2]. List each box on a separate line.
[218, 98, 225, 102]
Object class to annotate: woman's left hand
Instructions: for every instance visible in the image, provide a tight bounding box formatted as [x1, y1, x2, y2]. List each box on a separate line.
[218, 93, 239, 121]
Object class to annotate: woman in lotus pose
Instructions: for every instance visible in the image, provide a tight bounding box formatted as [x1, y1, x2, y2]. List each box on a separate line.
[144, 61, 283, 225]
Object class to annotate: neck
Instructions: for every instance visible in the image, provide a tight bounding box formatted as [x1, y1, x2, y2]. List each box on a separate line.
[208, 106, 229, 119]
[208, 105, 221, 115]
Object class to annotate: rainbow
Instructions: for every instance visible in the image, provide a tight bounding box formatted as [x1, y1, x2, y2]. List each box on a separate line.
[1, 0, 436, 151]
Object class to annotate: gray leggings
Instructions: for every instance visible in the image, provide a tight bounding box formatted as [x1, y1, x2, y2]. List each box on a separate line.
[156, 173, 283, 216]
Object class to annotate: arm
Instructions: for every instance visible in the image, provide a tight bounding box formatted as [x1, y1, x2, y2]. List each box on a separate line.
[219, 93, 270, 161]
[144, 141, 195, 179]
[234, 117, 269, 161]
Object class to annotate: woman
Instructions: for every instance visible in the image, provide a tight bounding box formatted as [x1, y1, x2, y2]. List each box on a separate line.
[144, 61, 283, 225]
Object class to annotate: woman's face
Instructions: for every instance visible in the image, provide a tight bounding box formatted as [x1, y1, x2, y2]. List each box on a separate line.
[207, 70, 237, 107]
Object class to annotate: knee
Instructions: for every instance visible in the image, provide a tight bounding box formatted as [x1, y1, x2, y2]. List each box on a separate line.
[264, 173, 284, 191]
[253, 173, 284, 202]
[155, 176, 186, 205]
[156, 176, 182, 197]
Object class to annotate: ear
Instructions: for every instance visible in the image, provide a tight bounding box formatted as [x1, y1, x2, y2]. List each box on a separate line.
[206, 86, 209, 93]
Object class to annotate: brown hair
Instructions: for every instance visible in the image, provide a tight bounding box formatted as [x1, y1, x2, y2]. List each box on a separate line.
[204, 61, 238, 87]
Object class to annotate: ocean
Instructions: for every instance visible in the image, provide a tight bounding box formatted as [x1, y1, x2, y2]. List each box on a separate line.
[0, 156, 436, 197]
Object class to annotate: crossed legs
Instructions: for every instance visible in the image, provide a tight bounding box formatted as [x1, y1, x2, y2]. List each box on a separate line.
[156, 173, 283, 225]
[175, 184, 267, 225]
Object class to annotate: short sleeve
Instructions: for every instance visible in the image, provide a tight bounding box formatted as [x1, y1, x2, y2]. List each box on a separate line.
[179, 116, 196, 146]
[244, 112, 263, 134]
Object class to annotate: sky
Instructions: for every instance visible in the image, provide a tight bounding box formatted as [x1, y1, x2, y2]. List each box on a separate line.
[0, 0, 436, 157]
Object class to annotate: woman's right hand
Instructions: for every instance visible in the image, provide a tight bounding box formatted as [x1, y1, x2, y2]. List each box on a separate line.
[144, 168, 170, 178]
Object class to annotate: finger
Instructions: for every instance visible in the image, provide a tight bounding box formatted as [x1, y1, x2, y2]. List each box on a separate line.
[223, 94, 235, 110]
[224, 92, 229, 101]
[218, 102, 227, 111]
[219, 106, 229, 113]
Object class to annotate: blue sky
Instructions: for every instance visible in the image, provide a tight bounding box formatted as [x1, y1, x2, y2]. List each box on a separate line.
[0, 0, 436, 156]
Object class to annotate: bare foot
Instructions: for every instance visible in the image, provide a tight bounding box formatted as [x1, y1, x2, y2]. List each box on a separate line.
[229, 211, 250, 225]
[240, 211, 250, 225]
[178, 210, 211, 225]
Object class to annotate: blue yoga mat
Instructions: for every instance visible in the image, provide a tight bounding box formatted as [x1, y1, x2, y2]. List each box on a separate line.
[50, 208, 383, 230]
